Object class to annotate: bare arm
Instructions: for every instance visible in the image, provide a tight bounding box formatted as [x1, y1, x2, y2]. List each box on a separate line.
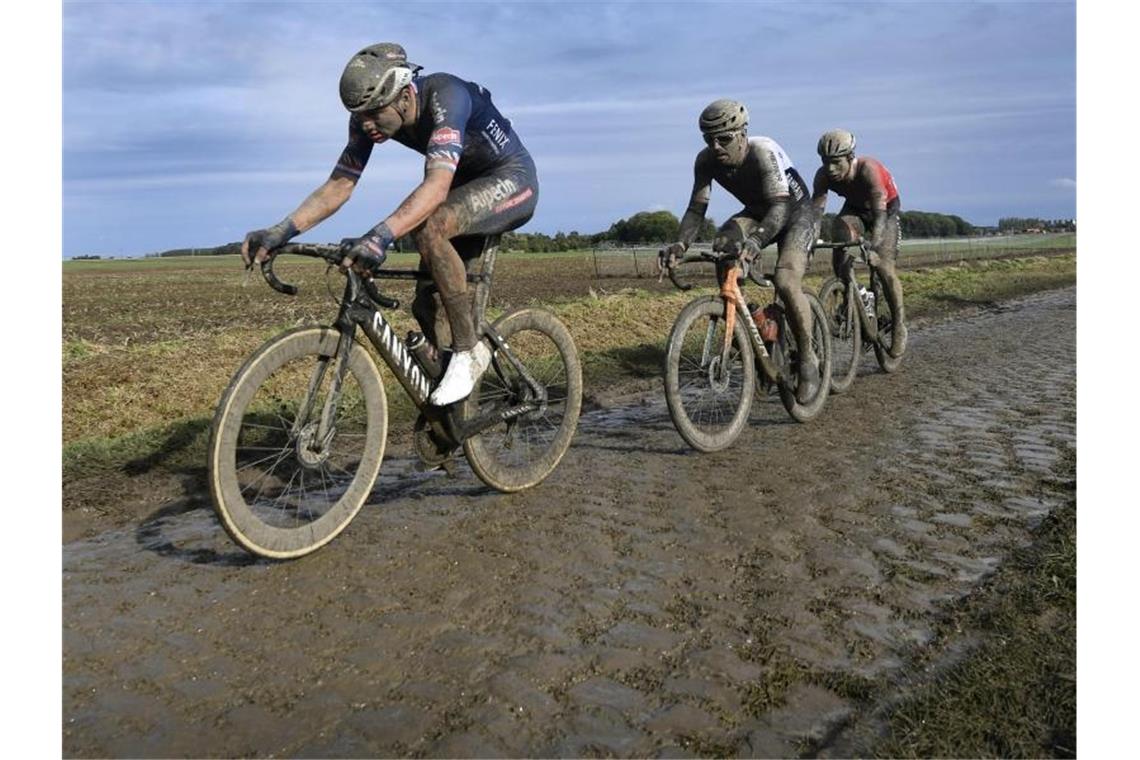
[810, 166, 830, 213]
[860, 161, 890, 250]
[380, 168, 454, 238]
[244, 173, 358, 264]
[677, 155, 713, 248]
[290, 173, 358, 232]
[746, 198, 790, 249]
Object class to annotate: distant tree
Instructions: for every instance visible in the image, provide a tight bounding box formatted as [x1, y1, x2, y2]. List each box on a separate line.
[604, 210, 681, 244]
[900, 210, 976, 238]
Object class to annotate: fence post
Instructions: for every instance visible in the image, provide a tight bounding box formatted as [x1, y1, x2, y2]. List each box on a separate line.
[592, 247, 599, 278]
[632, 248, 640, 277]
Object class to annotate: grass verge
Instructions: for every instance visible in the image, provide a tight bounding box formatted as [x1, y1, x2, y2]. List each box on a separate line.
[63, 253, 1075, 522]
[867, 495, 1076, 758]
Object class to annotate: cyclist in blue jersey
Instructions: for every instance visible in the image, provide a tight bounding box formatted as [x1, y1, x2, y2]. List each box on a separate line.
[243, 43, 539, 405]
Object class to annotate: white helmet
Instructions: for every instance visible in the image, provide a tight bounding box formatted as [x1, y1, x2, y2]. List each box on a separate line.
[699, 99, 749, 135]
[817, 129, 857, 158]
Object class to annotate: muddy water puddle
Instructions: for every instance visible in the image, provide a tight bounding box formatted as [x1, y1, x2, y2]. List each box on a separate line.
[64, 288, 1075, 757]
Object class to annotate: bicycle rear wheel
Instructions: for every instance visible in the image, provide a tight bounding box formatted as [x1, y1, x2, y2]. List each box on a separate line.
[208, 327, 387, 559]
[818, 276, 861, 394]
[664, 296, 756, 452]
[463, 308, 582, 492]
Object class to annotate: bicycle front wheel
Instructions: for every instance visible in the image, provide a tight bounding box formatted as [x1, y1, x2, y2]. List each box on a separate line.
[208, 327, 387, 559]
[818, 276, 861, 394]
[463, 308, 583, 493]
[664, 296, 756, 452]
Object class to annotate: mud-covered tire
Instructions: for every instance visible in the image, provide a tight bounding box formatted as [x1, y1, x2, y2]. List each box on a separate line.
[463, 308, 582, 493]
[776, 290, 832, 422]
[872, 275, 904, 373]
[664, 296, 756, 452]
[818, 277, 861, 394]
[208, 327, 387, 559]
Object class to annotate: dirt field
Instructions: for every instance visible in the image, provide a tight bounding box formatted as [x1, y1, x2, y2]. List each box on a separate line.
[63, 286, 1076, 756]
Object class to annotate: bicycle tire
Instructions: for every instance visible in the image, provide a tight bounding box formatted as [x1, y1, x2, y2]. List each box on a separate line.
[776, 290, 833, 422]
[871, 273, 904, 373]
[818, 276, 861, 394]
[208, 327, 387, 559]
[664, 296, 756, 452]
[463, 308, 582, 493]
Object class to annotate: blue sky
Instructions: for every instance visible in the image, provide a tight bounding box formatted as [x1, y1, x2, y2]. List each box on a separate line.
[63, 0, 1076, 258]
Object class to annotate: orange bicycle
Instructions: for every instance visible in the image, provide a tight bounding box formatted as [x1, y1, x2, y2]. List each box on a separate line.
[661, 250, 831, 452]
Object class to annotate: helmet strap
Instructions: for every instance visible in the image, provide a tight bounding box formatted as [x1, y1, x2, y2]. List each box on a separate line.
[392, 84, 415, 124]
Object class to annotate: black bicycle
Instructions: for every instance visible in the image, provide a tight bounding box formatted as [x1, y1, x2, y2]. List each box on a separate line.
[661, 250, 832, 452]
[207, 236, 582, 559]
[816, 239, 904, 393]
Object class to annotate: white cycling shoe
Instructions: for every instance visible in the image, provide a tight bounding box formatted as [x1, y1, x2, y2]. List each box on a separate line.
[429, 342, 492, 406]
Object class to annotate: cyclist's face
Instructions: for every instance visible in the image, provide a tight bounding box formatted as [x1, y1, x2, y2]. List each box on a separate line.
[357, 103, 403, 142]
[824, 154, 853, 182]
[705, 130, 746, 166]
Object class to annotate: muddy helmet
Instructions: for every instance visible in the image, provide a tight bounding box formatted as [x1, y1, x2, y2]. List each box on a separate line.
[339, 43, 421, 112]
[699, 99, 749, 135]
[817, 129, 857, 158]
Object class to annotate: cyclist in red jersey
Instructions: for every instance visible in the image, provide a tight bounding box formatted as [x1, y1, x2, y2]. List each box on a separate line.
[811, 129, 907, 357]
[242, 43, 539, 406]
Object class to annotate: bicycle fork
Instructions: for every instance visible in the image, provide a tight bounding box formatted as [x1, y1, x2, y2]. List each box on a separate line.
[715, 262, 788, 387]
[291, 324, 356, 461]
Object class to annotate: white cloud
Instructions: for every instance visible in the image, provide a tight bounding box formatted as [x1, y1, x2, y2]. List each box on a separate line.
[1050, 178, 1077, 190]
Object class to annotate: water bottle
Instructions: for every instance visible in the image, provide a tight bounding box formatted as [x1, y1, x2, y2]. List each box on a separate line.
[858, 285, 875, 317]
[749, 302, 781, 343]
[406, 331, 442, 379]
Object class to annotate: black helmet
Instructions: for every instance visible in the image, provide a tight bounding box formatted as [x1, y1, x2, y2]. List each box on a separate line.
[339, 43, 421, 112]
[699, 99, 749, 135]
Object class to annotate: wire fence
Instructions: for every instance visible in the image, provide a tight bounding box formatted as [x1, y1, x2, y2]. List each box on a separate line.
[583, 232, 1076, 279]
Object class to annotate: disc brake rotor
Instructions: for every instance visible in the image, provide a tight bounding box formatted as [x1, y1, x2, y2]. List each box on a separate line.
[294, 423, 331, 469]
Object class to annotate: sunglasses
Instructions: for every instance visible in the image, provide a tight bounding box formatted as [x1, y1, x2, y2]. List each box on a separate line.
[704, 131, 740, 147]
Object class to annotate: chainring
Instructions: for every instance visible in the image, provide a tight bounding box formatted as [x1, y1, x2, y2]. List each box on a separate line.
[413, 414, 458, 467]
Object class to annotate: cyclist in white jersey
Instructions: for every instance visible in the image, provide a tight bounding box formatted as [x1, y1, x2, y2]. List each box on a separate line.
[660, 99, 820, 403]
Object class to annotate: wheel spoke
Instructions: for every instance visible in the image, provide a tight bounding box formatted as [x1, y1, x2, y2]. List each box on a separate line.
[210, 330, 385, 555]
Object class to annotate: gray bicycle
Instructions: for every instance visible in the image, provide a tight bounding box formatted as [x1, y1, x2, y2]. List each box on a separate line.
[816, 239, 905, 394]
[207, 236, 582, 559]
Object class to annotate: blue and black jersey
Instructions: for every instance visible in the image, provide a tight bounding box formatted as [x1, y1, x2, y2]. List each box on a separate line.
[335, 73, 530, 182]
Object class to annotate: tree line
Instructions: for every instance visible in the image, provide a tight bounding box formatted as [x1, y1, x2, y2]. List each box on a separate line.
[143, 208, 1069, 258]
[997, 217, 1076, 233]
[501, 211, 718, 252]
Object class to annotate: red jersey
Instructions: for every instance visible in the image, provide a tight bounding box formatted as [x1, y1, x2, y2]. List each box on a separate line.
[813, 156, 899, 214]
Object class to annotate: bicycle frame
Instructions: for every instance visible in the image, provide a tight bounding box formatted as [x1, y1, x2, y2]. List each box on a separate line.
[673, 253, 791, 389]
[815, 241, 885, 344]
[263, 238, 548, 446]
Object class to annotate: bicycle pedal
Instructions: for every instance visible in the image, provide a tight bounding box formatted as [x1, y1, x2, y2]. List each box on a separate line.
[414, 457, 458, 476]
